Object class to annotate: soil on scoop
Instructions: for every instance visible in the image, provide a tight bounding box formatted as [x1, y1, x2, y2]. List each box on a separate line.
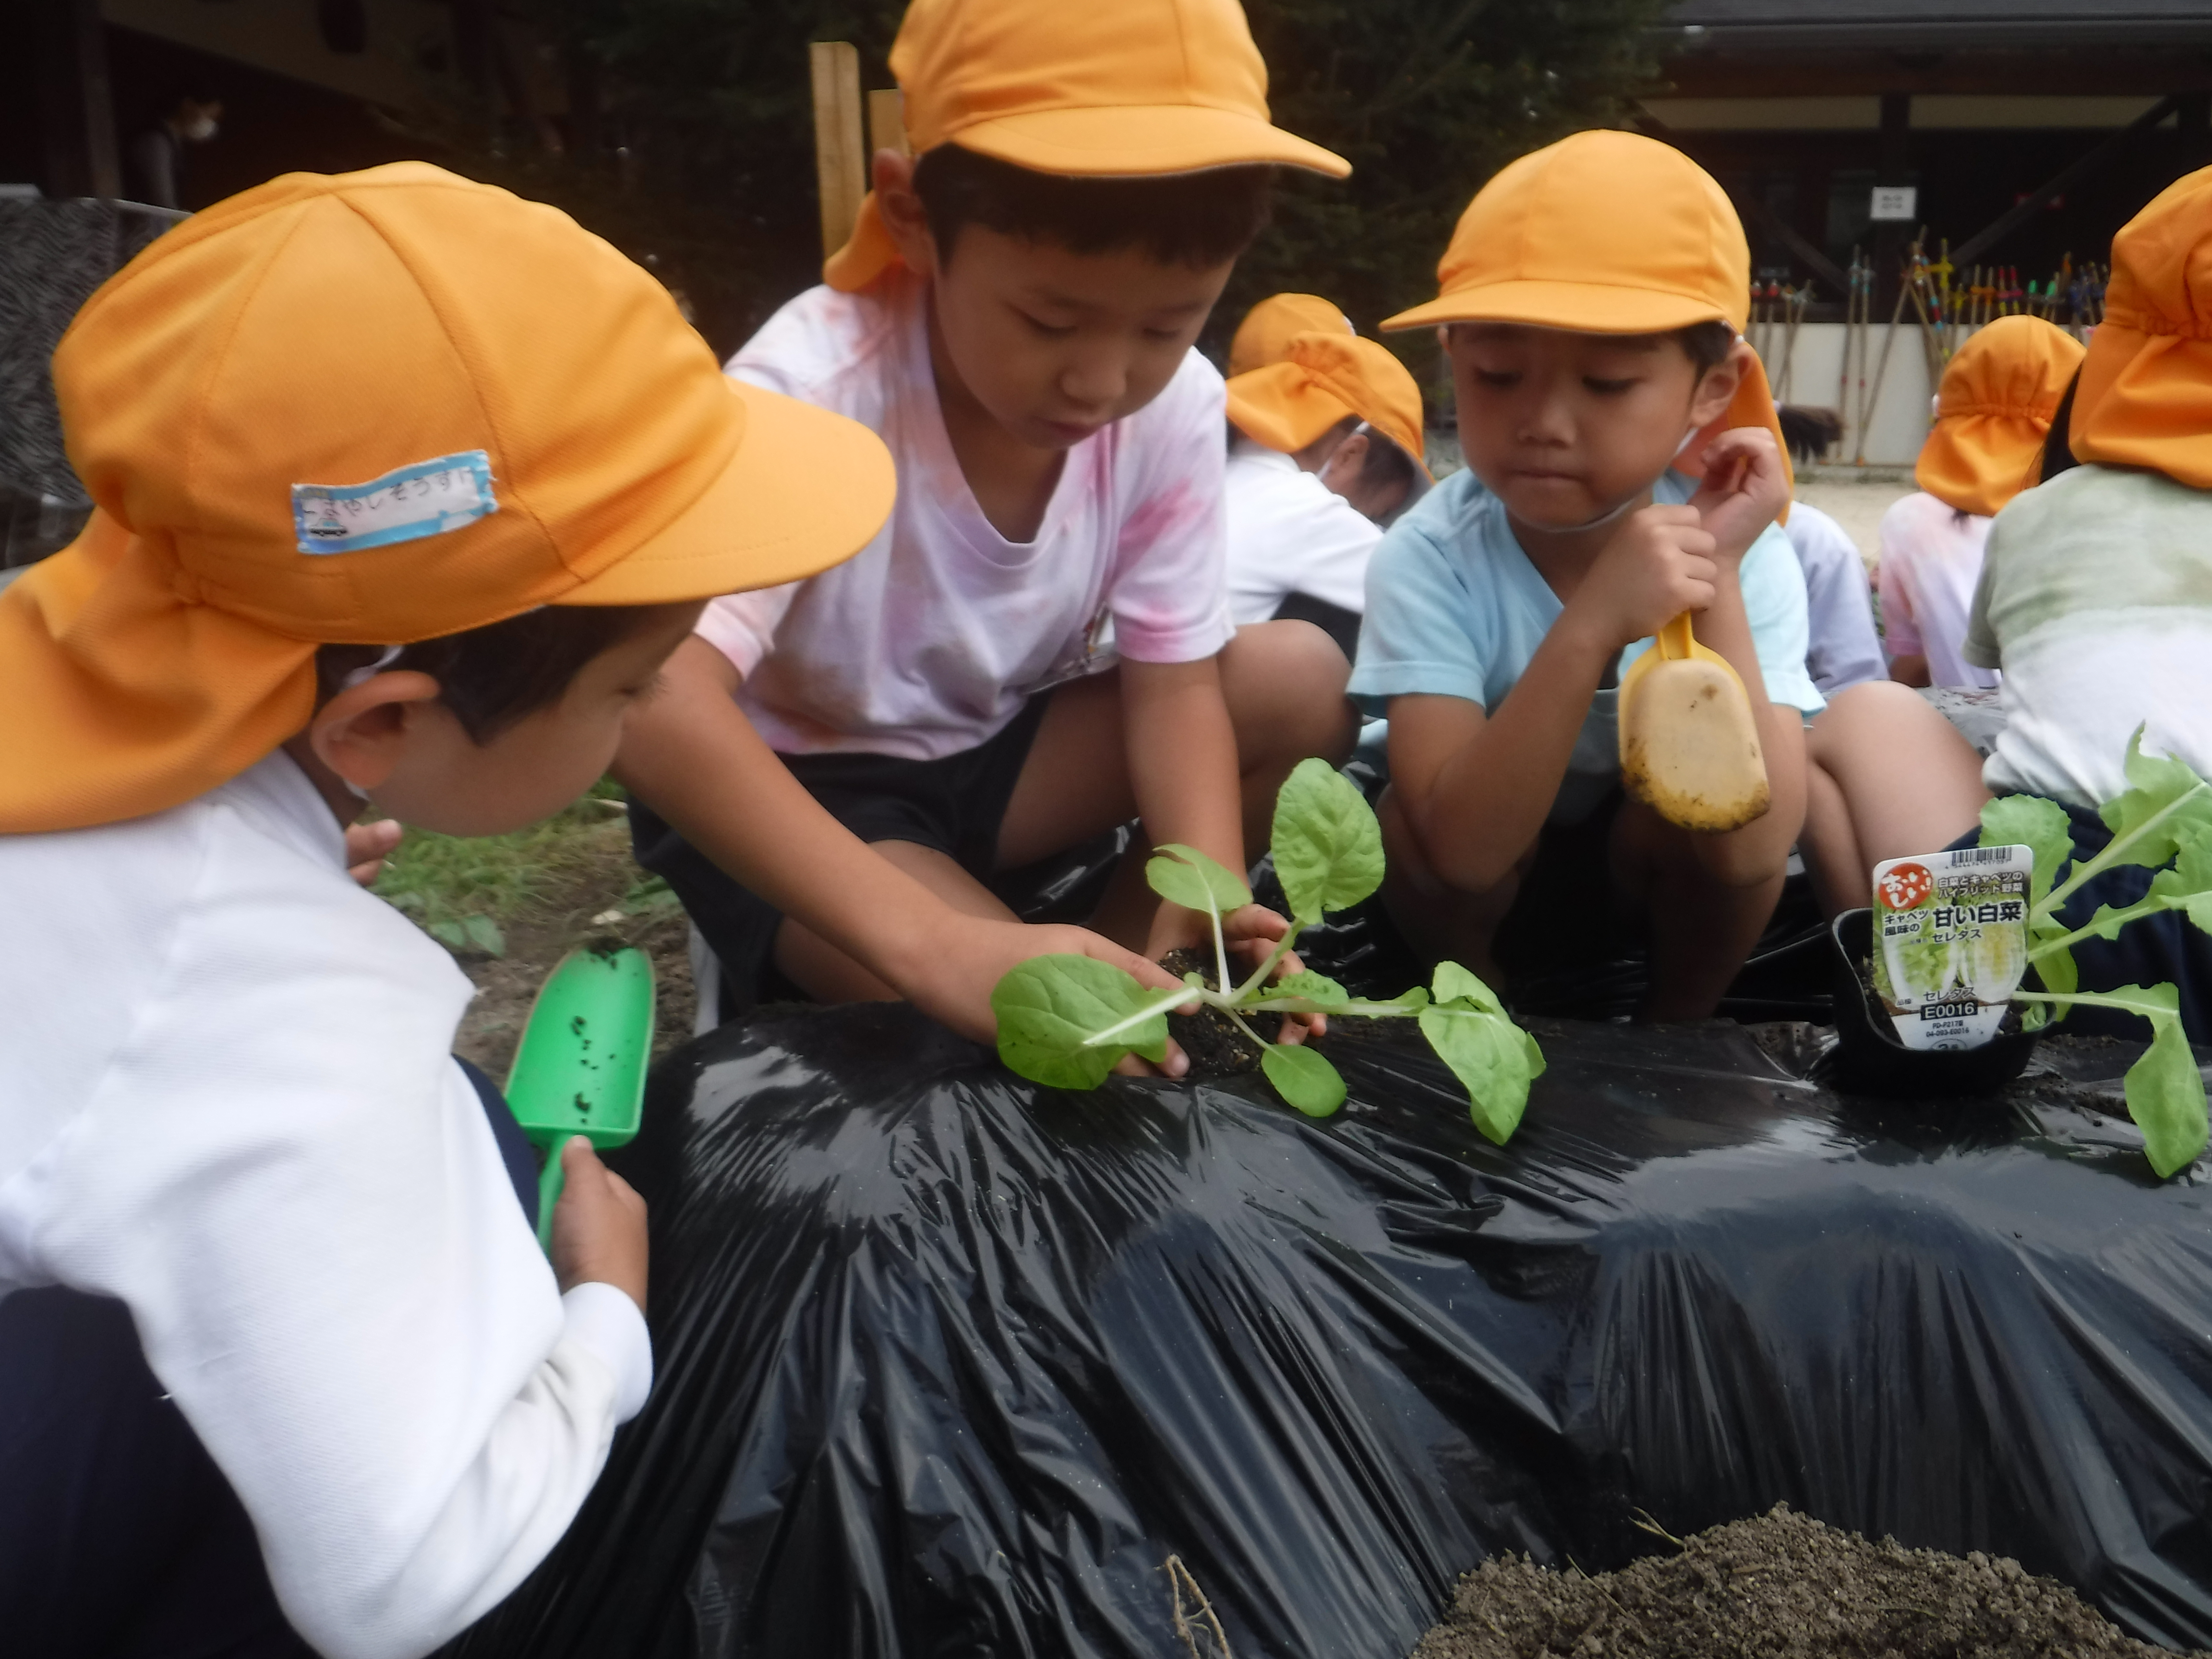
[1159, 946, 1265, 1078]
[1410, 1505, 2196, 1659]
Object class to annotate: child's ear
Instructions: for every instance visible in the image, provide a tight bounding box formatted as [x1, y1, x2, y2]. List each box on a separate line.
[872, 150, 939, 280]
[1688, 338, 1753, 429]
[307, 671, 443, 796]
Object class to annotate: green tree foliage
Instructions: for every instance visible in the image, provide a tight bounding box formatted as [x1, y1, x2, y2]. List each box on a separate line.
[1225, 0, 1669, 391]
[491, 0, 1663, 367]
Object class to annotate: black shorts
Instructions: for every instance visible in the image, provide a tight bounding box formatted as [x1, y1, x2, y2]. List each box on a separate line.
[630, 695, 1054, 1016]
[1489, 788, 1636, 990]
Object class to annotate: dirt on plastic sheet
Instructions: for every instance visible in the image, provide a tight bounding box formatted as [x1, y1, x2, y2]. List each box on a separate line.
[1410, 1505, 2200, 1659]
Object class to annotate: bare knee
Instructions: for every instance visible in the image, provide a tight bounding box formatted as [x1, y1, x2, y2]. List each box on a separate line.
[1616, 802, 1787, 898]
[1220, 620, 1358, 768]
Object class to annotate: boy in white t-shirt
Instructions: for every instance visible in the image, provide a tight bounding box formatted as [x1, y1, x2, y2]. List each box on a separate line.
[617, 0, 1358, 1048]
[1350, 132, 1822, 1020]
[1223, 328, 1432, 653]
[0, 167, 890, 1655]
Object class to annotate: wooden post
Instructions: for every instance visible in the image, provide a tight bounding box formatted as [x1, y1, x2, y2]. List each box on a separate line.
[809, 42, 866, 258]
[869, 89, 910, 160]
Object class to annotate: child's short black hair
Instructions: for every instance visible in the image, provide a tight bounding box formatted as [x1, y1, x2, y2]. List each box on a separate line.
[1355, 426, 1420, 497]
[1677, 320, 1737, 375]
[912, 144, 1273, 270]
[313, 604, 656, 744]
[2036, 368, 2083, 487]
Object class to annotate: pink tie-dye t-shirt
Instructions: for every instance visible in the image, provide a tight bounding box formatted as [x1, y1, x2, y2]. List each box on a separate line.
[697, 273, 1235, 760]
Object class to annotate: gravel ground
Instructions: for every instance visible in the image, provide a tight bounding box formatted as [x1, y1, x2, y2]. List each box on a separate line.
[1410, 1506, 2196, 1659]
[1794, 473, 1915, 573]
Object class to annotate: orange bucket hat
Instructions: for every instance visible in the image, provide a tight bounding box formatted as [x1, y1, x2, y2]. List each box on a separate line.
[1226, 292, 1354, 378]
[2070, 164, 2212, 488]
[1916, 315, 2084, 517]
[0, 163, 894, 835]
[824, 0, 1348, 291]
[1381, 129, 1790, 496]
[1226, 333, 1432, 480]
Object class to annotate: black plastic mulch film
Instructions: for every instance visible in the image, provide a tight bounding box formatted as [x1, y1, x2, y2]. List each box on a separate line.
[447, 1000, 2212, 1659]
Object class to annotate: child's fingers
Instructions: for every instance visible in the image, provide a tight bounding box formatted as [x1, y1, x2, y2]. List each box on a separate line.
[551, 1137, 649, 1308]
[343, 818, 402, 887]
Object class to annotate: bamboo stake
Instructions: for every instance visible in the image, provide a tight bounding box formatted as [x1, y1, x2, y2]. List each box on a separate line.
[1855, 256, 1915, 466]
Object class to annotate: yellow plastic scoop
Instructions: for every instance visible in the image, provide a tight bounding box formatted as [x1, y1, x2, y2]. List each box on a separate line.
[1618, 612, 1771, 832]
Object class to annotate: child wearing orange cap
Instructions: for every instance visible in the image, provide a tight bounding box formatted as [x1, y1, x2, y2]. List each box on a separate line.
[617, 0, 1358, 1049]
[1350, 131, 1824, 1019]
[0, 165, 890, 1656]
[1798, 171, 2212, 1039]
[1224, 327, 1433, 653]
[1877, 315, 2085, 690]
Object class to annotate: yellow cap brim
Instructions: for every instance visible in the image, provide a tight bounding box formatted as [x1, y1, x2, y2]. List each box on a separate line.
[953, 104, 1349, 179]
[563, 380, 894, 605]
[1382, 280, 1731, 336]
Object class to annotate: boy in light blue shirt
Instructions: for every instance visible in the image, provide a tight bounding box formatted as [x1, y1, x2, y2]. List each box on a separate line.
[1351, 132, 1822, 1018]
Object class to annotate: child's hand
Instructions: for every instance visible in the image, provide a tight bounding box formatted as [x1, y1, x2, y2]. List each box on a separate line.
[344, 818, 402, 887]
[913, 915, 1195, 1077]
[1685, 426, 1789, 564]
[1575, 504, 1718, 649]
[1147, 902, 1326, 1045]
[550, 1136, 649, 1313]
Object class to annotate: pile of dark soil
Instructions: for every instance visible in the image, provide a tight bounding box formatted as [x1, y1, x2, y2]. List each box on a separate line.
[1159, 946, 1265, 1075]
[1411, 1506, 2194, 1659]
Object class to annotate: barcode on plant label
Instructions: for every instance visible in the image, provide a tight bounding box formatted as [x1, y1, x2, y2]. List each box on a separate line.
[1951, 846, 2011, 864]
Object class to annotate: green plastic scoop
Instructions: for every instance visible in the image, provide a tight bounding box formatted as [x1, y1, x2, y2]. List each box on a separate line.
[503, 944, 656, 1253]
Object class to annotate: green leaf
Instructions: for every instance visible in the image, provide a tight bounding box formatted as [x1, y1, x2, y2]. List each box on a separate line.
[992, 955, 1167, 1091]
[1261, 1044, 1347, 1117]
[1271, 970, 1350, 1007]
[1432, 960, 1507, 1017]
[2149, 823, 2212, 939]
[429, 920, 464, 950]
[2096, 726, 2212, 871]
[1979, 793, 2073, 912]
[461, 914, 506, 957]
[1272, 758, 1385, 924]
[1419, 1000, 1545, 1146]
[1144, 843, 1252, 917]
[2124, 996, 2210, 1178]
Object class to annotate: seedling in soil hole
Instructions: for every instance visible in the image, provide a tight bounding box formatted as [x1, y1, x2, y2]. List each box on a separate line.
[991, 759, 1545, 1141]
[1977, 727, 2212, 1177]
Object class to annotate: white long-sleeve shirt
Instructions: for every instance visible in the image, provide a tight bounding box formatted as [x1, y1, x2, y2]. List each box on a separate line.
[0, 752, 651, 1659]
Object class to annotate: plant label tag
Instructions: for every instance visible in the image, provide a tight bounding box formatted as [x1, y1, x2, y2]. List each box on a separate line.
[292, 450, 497, 554]
[1871, 845, 2033, 1051]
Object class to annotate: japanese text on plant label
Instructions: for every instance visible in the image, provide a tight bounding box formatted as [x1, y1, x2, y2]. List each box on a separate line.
[1871, 844, 2033, 1051]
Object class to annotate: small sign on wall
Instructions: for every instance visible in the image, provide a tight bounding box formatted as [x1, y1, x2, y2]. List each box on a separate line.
[1870, 185, 1919, 222]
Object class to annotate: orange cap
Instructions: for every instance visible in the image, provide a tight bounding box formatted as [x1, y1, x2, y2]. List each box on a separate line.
[1383, 130, 1789, 500]
[2070, 165, 2212, 488]
[1226, 292, 1354, 378]
[1225, 333, 1432, 480]
[0, 163, 894, 835]
[1916, 315, 2084, 516]
[825, 0, 1348, 291]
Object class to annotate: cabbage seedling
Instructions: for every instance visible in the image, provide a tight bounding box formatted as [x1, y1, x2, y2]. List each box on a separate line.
[1980, 728, 2212, 1177]
[990, 759, 1545, 1142]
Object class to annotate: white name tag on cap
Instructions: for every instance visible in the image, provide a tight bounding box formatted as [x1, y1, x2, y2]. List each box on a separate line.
[292, 450, 497, 554]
